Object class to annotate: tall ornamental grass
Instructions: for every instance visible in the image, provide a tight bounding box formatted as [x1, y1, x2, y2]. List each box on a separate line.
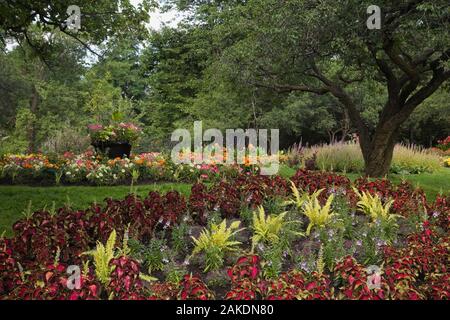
[302, 142, 442, 174]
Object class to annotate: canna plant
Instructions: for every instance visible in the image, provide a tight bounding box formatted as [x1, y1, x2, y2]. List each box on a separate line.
[191, 219, 244, 272]
[302, 190, 335, 236]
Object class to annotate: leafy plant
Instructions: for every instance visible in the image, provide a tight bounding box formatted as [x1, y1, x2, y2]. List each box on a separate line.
[171, 221, 190, 254]
[191, 219, 244, 272]
[129, 237, 170, 274]
[83, 230, 117, 285]
[260, 241, 285, 279]
[251, 206, 300, 251]
[302, 190, 335, 235]
[353, 188, 401, 224]
[285, 181, 309, 210]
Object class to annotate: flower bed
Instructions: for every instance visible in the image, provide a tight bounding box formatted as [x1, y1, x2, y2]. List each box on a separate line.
[1, 170, 449, 300]
[0, 151, 262, 186]
[436, 136, 450, 152]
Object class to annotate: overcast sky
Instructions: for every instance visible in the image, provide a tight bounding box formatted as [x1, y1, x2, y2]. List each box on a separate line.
[130, 0, 181, 30]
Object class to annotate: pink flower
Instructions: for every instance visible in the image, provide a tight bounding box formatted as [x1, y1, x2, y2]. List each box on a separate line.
[87, 124, 103, 131]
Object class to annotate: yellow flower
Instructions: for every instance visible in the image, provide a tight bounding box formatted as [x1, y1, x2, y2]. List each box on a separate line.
[444, 157, 450, 167]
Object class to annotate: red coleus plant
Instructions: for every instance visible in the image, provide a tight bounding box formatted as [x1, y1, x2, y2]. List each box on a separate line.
[261, 271, 333, 300]
[333, 256, 388, 300]
[210, 181, 242, 218]
[382, 222, 449, 300]
[353, 178, 427, 217]
[108, 256, 146, 300]
[8, 263, 100, 300]
[227, 255, 260, 283]
[290, 169, 351, 203]
[148, 282, 179, 300]
[235, 174, 288, 208]
[225, 279, 260, 300]
[143, 191, 187, 230]
[225, 255, 261, 300]
[12, 211, 68, 266]
[225, 255, 334, 300]
[189, 183, 217, 225]
[0, 238, 23, 297]
[178, 274, 214, 300]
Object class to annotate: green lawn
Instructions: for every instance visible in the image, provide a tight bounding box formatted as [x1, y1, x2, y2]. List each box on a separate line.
[1, 167, 449, 236]
[279, 165, 450, 199]
[0, 183, 191, 236]
[345, 168, 450, 200]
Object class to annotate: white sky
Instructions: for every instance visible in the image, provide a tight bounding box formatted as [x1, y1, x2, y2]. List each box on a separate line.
[130, 0, 181, 30]
[5, 1, 181, 51]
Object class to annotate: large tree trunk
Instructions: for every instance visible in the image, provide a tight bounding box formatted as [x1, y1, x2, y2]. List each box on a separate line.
[359, 121, 399, 177]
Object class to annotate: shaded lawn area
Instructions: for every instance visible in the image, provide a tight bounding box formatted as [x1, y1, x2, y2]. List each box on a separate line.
[1, 166, 449, 236]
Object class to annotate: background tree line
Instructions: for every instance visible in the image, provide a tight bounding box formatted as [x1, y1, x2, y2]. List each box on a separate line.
[0, 0, 449, 175]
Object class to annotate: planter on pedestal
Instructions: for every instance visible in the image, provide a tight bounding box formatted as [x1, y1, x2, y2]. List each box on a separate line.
[92, 142, 132, 159]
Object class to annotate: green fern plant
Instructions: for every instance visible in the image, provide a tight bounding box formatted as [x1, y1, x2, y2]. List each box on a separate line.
[191, 219, 244, 272]
[251, 206, 302, 251]
[83, 230, 117, 285]
[353, 188, 400, 223]
[302, 190, 335, 235]
[285, 181, 309, 209]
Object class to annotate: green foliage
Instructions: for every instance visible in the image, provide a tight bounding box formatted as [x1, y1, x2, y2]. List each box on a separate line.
[285, 181, 309, 210]
[171, 220, 190, 254]
[302, 191, 335, 236]
[260, 241, 285, 279]
[191, 219, 244, 272]
[83, 230, 117, 285]
[251, 206, 302, 251]
[129, 237, 170, 274]
[353, 188, 400, 224]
